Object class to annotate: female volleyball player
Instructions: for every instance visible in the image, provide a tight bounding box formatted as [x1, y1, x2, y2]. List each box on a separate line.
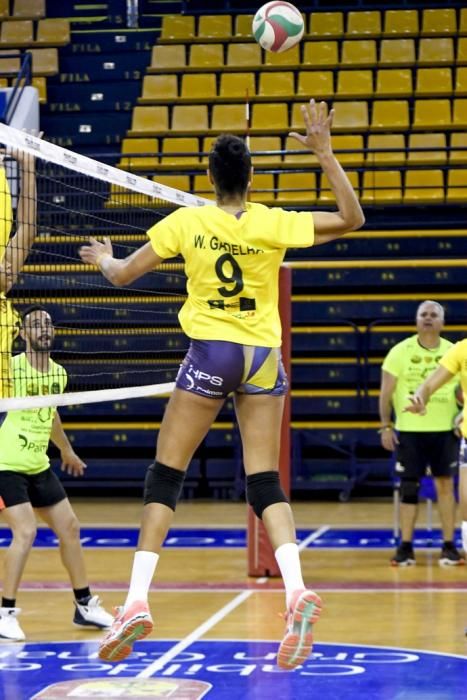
[80, 99, 365, 669]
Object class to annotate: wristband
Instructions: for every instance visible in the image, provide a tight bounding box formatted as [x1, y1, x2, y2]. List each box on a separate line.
[378, 425, 393, 434]
[95, 252, 111, 266]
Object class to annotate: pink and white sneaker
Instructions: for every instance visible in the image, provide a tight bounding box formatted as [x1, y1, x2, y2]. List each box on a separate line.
[277, 589, 322, 670]
[98, 600, 153, 662]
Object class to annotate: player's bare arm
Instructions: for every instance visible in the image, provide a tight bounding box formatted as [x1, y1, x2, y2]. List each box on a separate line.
[379, 370, 399, 451]
[403, 366, 455, 415]
[79, 238, 163, 286]
[51, 412, 87, 477]
[289, 99, 365, 244]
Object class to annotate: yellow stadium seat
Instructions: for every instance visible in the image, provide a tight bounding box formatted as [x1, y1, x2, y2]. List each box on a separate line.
[453, 99, 467, 128]
[220, 72, 255, 98]
[278, 172, 316, 203]
[36, 18, 70, 46]
[31, 75, 46, 102]
[235, 15, 254, 38]
[412, 99, 451, 130]
[404, 170, 444, 202]
[458, 39, 467, 65]
[0, 20, 33, 45]
[172, 105, 208, 133]
[283, 135, 318, 165]
[450, 133, 467, 163]
[421, 9, 456, 36]
[141, 75, 178, 101]
[328, 135, 364, 166]
[327, 101, 369, 131]
[258, 72, 294, 98]
[250, 174, 275, 203]
[383, 10, 419, 37]
[252, 103, 288, 130]
[198, 15, 232, 39]
[297, 71, 334, 98]
[152, 173, 191, 194]
[319, 171, 359, 204]
[227, 43, 261, 68]
[190, 44, 223, 68]
[106, 183, 151, 209]
[379, 39, 415, 66]
[264, 45, 300, 67]
[455, 68, 467, 96]
[336, 70, 373, 98]
[446, 170, 467, 201]
[408, 133, 447, 165]
[341, 40, 377, 66]
[130, 106, 169, 135]
[249, 136, 282, 166]
[160, 15, 195, 40]
[0, 77, 7, 87]
[362, 171, 402, 204]
[151, 45, 186, 70]
[194, 174, 213, 197]
[28, 48, 58, 76]
[371, 100, 409, 131]
[366, 134, 406, 166]
[0, 50, 20, 74]
[0, 0, 8, 19]
[461, 10, 467, 36]
[119, 138, 159, 170]
[161, 137, 200, 165]
[181, 73, 216, 99]
[13, 0, 44, 18]
[346, 11, 381, 37]
[416, 68, 452, 96]
[302, 41, 338, 68]
[212, 104, 246, 131]
[418, 38, 454, 65]
[199, 137, 215, 164]
[376, 69, 412, 97]
[308, 12, 343, 38]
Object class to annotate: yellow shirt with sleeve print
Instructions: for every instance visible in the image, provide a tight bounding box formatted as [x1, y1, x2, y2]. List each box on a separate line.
[147, 203, 314, 347]
[0, 162, 17, 399]
[439, 338, 467, 438]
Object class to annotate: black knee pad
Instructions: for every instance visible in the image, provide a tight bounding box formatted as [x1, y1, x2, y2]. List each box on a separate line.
[246, 471, 289, 519]
[400, 479, 420, 505]
[143, 461, 186, 510]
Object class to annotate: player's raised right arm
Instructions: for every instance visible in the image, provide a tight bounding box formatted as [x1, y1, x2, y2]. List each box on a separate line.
[79, 237, 163, 286]
[289, 99, 364, 243]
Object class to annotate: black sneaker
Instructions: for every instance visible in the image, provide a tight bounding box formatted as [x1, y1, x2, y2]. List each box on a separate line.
[391, 544, 416, 567]
[439, 543, 466, 567]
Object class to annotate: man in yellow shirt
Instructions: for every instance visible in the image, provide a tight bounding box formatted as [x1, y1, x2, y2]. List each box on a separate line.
[405, 337, 467, 634]
[80, 99, 365, 669]
[0, 305, 113, 640]
[379, 300, 463, 566]
[0, 147, 37, 398]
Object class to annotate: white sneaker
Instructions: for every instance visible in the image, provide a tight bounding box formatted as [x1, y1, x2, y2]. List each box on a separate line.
[0, 607, 26, 641]
[73, 595, 113, 629]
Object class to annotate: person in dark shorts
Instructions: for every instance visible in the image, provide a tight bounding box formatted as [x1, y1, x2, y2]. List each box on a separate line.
[80, 99, 365, 668]
[379, 300, 464, 567]
[0, 306, 113, 640]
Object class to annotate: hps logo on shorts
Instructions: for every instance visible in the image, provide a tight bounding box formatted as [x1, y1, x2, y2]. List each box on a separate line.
[2, 641, 465, 700]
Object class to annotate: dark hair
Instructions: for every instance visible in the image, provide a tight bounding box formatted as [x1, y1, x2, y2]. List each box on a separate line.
[208, 134, 251, 198]
[21, 304, 52, 325]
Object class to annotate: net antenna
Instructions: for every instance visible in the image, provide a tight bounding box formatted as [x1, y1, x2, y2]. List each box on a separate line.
[0, 124, 212, 413]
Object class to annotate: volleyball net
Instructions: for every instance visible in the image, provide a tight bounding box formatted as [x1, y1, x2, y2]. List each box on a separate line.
[0, 124, 211, 411]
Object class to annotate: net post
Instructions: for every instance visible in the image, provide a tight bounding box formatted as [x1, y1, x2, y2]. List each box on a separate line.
[247, 265, 292, 577]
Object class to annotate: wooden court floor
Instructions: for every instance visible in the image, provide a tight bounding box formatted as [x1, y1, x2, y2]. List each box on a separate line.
[5, 498, 466, 657]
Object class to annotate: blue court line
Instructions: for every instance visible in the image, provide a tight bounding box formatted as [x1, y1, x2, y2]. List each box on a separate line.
[0, 527, 462, 549]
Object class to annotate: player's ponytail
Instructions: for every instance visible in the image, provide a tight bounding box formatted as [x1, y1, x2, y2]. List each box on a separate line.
[209, 134, 251, 199]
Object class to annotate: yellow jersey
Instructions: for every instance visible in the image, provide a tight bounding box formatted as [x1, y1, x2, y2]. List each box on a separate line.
[439, 339, 467, 438]
[0, 163, 13, 263]
[0, 294, 20, 398]
[147, 203, 314, 347]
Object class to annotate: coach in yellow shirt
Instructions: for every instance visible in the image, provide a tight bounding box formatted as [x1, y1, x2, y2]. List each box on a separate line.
[80, 99, 365, 668]
[0, 148, 37, 398]
[379, 300, 463, 567]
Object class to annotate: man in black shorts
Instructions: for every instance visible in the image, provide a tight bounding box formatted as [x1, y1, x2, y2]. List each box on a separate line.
[0, 305, 113, 640]
[379, 300, 464, 566]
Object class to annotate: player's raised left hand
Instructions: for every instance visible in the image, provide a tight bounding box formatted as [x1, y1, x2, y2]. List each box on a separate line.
[79, 236, 113, 266]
